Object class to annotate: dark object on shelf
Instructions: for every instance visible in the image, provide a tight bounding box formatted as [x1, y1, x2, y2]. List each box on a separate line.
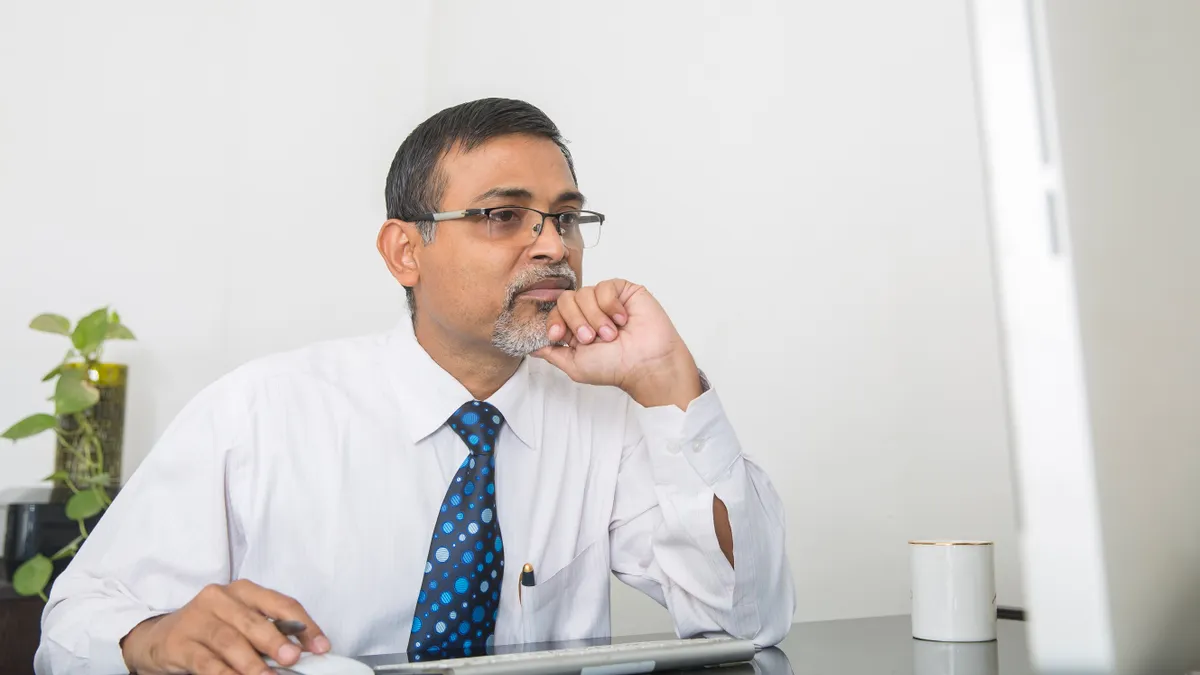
[3, 495, 112, 587]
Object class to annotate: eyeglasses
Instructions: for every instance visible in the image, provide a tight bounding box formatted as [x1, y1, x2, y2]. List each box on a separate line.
[411, 206, 605, 249]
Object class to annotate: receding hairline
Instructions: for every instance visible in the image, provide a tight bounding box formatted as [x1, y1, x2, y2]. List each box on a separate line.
[425, 133, 580, 211]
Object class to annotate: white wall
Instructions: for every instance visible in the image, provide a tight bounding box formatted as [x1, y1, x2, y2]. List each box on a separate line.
[0, 0, 1019, 635]
[0, 0, 430, 547]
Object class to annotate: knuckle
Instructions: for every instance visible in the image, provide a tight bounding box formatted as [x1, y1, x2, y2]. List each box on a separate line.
[189, 647, 216, 672]
[227, 578, 256, 594]
[210, 624, 242, 650]
[198, 584, 226, 603]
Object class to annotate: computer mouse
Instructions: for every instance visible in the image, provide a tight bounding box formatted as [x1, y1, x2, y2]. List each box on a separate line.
[268, 652, 375, 675]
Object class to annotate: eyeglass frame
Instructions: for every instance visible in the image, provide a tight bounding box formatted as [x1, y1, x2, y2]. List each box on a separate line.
[408, 206, 606, 247]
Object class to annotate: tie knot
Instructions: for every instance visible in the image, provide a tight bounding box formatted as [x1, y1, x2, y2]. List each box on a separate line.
[448, 401, 504, 454]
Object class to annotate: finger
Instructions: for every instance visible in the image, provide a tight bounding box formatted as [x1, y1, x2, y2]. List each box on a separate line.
[226, 580, 330, 656]
[613, 278, 641, 304]
[544, 305, 566, 343]
[193, 618, 269, 675]
[532, 345, 578, 380]
[554, 290, 595, 344]
[208, 591, 301, 667]
[595, 281, 628, 327]
[184, 644, 240, 675]
[575, 287, 618, 342]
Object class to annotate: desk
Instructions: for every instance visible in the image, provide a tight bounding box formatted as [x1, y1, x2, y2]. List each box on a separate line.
[358, 616, 1033, 674]
[765, 615, 1031, 674]
[0, 578, 43, 675]
[65, 615, 1033, 675]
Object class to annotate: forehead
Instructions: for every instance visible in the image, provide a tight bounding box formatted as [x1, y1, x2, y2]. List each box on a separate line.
[437, 134, 576, 204]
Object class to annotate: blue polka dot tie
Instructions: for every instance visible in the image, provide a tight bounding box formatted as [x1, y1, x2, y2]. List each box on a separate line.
[409, 401, 505, 659]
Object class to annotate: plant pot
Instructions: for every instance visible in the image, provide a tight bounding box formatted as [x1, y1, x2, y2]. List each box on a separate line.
[54, 363, 126, 493]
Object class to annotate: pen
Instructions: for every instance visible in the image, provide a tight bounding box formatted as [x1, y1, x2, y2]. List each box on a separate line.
[521, 562, 536, 587]
[271, 618, 307, 636]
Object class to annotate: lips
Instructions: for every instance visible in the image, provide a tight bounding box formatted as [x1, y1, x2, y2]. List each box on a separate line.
[516, 277, 572, 302]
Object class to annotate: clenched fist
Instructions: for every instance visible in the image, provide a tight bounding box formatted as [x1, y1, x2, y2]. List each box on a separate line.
[535, 278, 702, 410]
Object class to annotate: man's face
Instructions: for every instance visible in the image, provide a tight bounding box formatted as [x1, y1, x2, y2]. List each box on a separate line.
[412, 134, 584, 355]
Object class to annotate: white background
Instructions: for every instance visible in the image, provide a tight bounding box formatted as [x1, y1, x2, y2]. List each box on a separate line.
[0, 0, 1019, 635]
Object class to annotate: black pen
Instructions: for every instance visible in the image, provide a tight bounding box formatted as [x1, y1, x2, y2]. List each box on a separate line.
[521, 562, 536, 587]
[271, 618, 307, 636]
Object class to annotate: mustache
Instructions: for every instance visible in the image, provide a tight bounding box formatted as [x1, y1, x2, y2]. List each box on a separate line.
[503, 264, 578, 310]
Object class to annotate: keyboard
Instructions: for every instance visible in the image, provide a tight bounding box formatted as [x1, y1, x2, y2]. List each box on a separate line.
[371, 637, 757, 675]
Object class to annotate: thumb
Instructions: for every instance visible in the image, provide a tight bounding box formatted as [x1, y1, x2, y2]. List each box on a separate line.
[532, 344, 578, 379]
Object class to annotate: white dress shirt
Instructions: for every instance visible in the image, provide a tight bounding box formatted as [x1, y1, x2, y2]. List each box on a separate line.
[36, 320, 796, 675]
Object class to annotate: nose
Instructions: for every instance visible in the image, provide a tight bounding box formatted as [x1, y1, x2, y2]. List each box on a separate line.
[527, 215, 568, 262]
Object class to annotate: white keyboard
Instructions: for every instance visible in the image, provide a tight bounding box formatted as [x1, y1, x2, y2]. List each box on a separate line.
[372, 637, 756, 675]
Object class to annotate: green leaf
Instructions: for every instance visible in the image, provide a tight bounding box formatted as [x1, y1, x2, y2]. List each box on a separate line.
[65, 489, 104, 520]
[1, 413, 58, 440]
[12, 555, 52, 597]
[29, 313, 71, 336]
[106, 323, 136, 340]
[42, 470, 71, 483]
[54, 369, 99, 415]
[83, 472, 111, 487]
[109, 310, 121, 325]
[41, 364, 63, 382]
[71, 307, 110, 354]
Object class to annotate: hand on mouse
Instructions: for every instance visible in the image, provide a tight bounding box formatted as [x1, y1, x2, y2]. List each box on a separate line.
[120, 579, 330, 675]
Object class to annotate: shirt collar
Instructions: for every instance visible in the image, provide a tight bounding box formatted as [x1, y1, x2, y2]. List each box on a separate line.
[384, 320, 539, 450]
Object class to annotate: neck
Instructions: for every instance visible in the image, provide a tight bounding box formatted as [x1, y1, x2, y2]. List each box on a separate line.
[414, 315, 521, 401]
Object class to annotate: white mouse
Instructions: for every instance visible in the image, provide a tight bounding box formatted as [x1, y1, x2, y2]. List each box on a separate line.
[267, 652, 375, 675]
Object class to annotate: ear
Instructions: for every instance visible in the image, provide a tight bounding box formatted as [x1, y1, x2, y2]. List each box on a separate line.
[377, 219, 422, 288]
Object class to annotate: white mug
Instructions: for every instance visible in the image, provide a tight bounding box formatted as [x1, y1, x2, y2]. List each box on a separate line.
[912, 638, 999, 675]
[910, 540, 997, 642]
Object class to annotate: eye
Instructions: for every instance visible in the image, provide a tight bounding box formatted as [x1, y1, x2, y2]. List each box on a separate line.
[488, 209, 522, 224]
[556, 211, 580, 227]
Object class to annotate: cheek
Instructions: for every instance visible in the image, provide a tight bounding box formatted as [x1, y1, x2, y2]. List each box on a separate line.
[429, 249, 514, 315]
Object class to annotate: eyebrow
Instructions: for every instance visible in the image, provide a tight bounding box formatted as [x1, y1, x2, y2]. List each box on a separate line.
[471, 186, 587, 207]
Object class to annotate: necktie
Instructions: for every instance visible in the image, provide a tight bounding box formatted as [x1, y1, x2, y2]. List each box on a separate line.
[409, 401, 506, 659]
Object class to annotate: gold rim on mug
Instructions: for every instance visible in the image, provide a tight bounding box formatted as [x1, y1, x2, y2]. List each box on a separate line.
[908, 540, 994, 546]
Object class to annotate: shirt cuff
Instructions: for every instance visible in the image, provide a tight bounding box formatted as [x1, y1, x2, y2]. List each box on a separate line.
[633, 383, 743, 487]
[87, 606, 166, 675]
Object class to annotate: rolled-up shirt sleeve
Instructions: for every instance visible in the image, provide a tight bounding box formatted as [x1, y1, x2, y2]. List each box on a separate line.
[35, 377, 245, 675]
[608, 382, 796, 647]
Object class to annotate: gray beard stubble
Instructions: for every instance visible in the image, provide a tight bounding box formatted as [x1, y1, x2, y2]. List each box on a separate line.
[491, 264, 578, 357]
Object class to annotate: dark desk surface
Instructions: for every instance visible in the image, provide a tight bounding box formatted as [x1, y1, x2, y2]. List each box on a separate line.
[358, 616, 1032, 674]
[765, 615, 1030, 674]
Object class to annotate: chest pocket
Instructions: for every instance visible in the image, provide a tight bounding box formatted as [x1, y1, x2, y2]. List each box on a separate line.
[519, 540, 612, 643]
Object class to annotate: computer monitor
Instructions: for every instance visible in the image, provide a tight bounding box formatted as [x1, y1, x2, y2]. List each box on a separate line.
[967, 1, 1200, 673]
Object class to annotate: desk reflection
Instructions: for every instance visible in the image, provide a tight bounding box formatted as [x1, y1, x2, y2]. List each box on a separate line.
[357, 637, 791, 674]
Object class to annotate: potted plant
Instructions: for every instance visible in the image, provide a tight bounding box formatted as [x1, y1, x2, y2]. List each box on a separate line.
[2, 307, 135, 599]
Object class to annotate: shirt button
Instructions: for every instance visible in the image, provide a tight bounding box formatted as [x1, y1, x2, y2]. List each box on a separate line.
[692, 439, 706, 452]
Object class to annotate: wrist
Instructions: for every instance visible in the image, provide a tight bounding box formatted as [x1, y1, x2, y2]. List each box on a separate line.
[121, 615, 163, 673]
[623, 350, 703, 410]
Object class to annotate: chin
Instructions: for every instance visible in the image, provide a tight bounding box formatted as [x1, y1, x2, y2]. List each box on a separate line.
[491, 305, 554, 357]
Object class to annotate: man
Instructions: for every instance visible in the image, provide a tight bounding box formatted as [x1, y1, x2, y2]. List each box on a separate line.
[36, 98, 795, 675]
